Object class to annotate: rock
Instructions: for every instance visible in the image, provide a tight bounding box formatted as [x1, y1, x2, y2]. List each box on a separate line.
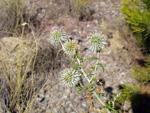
[123, 100, 131, 111]
[129, 109, 133, 113]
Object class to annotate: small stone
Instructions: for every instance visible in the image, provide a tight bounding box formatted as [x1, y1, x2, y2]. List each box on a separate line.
[82, 103, 87, 107]
[63, 95, 68, 99]
[123, 100, 131, 111]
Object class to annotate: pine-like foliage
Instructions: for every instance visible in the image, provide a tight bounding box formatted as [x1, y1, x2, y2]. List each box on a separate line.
[121, 0, 150, 51]
[118, 57, 150, 112]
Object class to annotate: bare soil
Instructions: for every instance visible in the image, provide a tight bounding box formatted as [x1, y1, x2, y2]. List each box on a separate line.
[0, 0, 146, 113]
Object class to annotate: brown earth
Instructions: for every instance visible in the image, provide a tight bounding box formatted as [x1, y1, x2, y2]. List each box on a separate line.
[29, 0, 146, 113]
[0, 0, 146, 113]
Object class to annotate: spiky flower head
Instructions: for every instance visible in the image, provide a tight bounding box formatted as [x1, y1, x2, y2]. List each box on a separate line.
[89, 32, 107, 52]
[64, 40, 77, 56]
[50, 29, 67, 44]
[60, 68, 80, 87]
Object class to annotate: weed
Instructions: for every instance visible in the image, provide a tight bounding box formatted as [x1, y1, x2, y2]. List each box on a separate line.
[49, 28, 113, 112]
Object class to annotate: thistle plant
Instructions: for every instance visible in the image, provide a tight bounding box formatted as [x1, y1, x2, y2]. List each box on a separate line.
[60, 68, 81, 87]
[49, 29, 111, 113]
[50, 29, 67, 44]
[64, 40, 77, 56]
[89, 32, 107, 52]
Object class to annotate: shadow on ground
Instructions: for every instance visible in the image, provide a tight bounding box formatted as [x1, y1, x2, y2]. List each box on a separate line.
[131, 93, 150, 113]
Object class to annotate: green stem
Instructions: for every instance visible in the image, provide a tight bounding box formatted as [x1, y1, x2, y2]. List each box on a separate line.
[59, 40, 65, 50]
[77, 58, 110, 113]
[59, 39, 110, 113]
[94, 52, 100, 74]
[90, 52, 100, 81]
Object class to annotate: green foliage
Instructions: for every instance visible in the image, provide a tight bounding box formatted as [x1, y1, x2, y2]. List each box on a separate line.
[118, 57, 150, 112]
[118, 58, 150, 101]
[97, 63, 104, 72]
[105, 103, 118, 113]
[132, 57, 150, 83]
[119, 83, 150, 112]
[89, 56, 99, 63]
[142, 0, 150, 9]
[71, 59, 81, 70]
[132, 67, 150, 83]
[119, 84, 141, 103]
[76, 84, 83, 94]
[121, 0, 150, 51]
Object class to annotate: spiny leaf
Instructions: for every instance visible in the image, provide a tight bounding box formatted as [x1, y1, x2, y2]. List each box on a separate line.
[89, 57, 99, 63]
[71, 61, 80, 70]
[89, 66, 95, 71]
[87, 73, 94, 77]
[76, 84, 83, 94]
[84, 84, 95, 90]
[90, 77, 96, 83]
[76, 53, 84, 61]
[97, 63, 104, 72]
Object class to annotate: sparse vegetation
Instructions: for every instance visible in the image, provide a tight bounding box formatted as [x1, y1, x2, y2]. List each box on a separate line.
[118, 57, 150, 113]
[0, 0, 149, 112]
[0, 23, 65, 112]
[70, 0, 93, 19]
[0, 0, 38, 37]
[121, 0, 150, 51]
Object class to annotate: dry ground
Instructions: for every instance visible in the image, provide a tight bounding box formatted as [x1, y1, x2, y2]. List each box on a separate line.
[0, 0, 146, 113]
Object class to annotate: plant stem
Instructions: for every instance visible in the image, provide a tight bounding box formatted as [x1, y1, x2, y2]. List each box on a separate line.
[77, 58, 111, 113]
[90, 52, 100, 81]
[59, 40, 65, 50]
[94, 52, 100, 74]
[59, 40, 110, 113]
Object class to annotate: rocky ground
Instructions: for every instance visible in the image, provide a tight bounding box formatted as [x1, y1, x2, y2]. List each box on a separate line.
[0, 0, 146, 113]
[30, 0, 145, 113]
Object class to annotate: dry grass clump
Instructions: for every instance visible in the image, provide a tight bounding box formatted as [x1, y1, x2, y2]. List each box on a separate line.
[0, 37, 40, 113]
[45, 0, 94, 21]
[0, 0, 39, 37]
[70, 0, 93, 19]
[0, 37, 70, 113]
[0, 0, 94, 38]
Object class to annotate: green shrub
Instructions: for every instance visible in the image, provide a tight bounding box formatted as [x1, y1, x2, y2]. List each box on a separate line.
[118, 57, 150, 112]
[121, 0, 150, 51]
[119, 84, 141, 103]
[132, 57, 150, 83]
[142, 0, 150, 9]
[119, 57, 150, 100]
[119, 83, 150, 113]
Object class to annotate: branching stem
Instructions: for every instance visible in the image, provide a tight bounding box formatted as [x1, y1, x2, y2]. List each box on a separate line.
[59, 39, 110, 113]
[77, 58, 111, 113]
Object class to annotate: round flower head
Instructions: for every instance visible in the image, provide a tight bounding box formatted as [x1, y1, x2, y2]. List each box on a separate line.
[50, 29, 67, 44]
[89, 32, 107, 52]
[61, 68, 80, 87]
[64, 40, 77, 56]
